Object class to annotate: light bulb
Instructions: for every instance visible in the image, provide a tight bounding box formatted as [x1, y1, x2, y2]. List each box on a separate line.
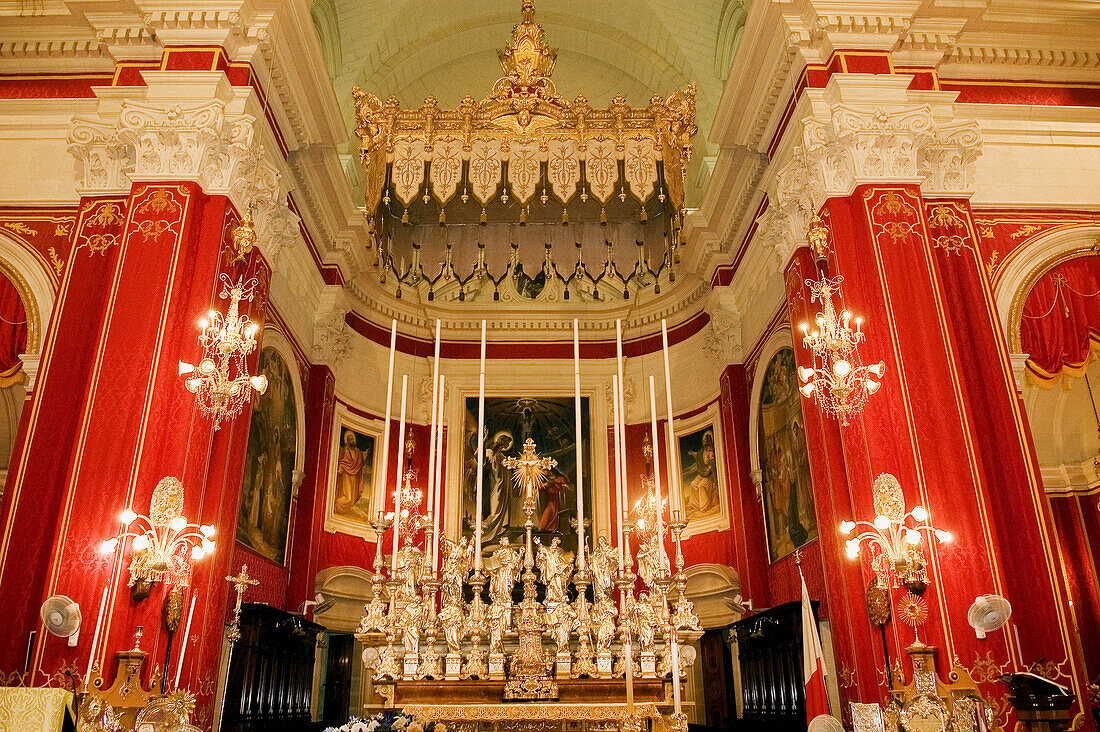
[169, 516, 186, 532]
[190, 546, 204, 561]
[99, 538, 118, 554]
[873, 515, 890, 530]
[202, 539, 215, 553]
[833, 359, 852, 378]
[132, 534, 149, 552]
[905, 529, 921, 545]
[201, 524, 216, 538]
[250, 375, 268, 394]
[866, 380, 881, 395]
[797, 366, 815, 383]
[245, 323, 258, 338]
[178, 361, 195, 376]
[845, 539, 860, 558]
[935, 530, 953, 544]
[868, 361, 886, 378]
[185, 377, 202, 392]
[799, 382, 816, 397]
[120, 509, 137, 525]
[198, 358, 216, 375]
[840, 520, 856, 536]
[912, 506, 928, 522]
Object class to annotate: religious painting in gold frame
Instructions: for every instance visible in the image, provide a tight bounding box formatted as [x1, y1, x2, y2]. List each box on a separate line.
[460, 396, 593, 562]
[237, 347, 297, 565]
[325, 403, 384, 538]
[674, 405, 729, 539]
[758, 347, 817, 562]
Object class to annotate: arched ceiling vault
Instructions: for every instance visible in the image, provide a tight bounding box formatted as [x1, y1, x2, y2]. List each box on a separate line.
[322, 0, 737, 204]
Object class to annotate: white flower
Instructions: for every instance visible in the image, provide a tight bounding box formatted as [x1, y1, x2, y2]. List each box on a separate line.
[366, 721, 379, 732]
[351, 722, 370, 732]
[409, 722, 423, 732]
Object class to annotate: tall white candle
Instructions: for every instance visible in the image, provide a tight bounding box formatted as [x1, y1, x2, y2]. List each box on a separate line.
[615, 320, 629, 561]
[661, 319, 682, 515]
[173, 593, 197, 689]
[474, 320, 486, 572]
[573, 319, 586, 571]
[378, 319, 397, 558]
[648, 376, 666, 546]
[611, 374, 626, 572]
[432, 374, 446, 574]
[84, 584, 109, 686]
[391, 374, 408, 574]
[426, 319, 441, 532]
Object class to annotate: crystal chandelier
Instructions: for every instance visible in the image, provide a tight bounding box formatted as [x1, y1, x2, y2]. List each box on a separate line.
[840, 474, 952, 595]
[178, 274, 267, 427]
[99, 477, 216, 590]
[797, 274, 884, 425]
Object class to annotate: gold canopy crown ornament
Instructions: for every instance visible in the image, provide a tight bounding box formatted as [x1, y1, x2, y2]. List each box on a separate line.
[353, 1, 696, 228]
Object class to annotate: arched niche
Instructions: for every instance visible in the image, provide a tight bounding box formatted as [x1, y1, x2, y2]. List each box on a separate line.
[236, 327, 307, 566]
[310, 0, 342, 76]
[993, 226, 1100, 493]
[0, 233, 56, 488]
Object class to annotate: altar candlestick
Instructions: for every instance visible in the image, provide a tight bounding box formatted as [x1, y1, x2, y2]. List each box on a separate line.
[391, 374, 408, 574]
[474, 320, 486, 572]
[84, 584, 109, 685]
[671, 626, 683, 718]
[426, 319, 441, 532]
[612, 374, 626, 572]
[573, 318, 587, 571]
[432, 374, 446, 574]
[378, 319, 397, 563]
[661, 319, 682, 515]
[173, 592, 197, 689]
[648, 376, 666, 545]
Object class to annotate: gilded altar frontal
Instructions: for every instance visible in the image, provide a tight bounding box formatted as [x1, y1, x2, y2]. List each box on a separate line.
[0, 2, 1094, 732]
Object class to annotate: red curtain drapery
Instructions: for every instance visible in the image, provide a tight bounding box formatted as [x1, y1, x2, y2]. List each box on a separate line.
[0, 273, 27, 387]
[1020, 256, 1100, 386]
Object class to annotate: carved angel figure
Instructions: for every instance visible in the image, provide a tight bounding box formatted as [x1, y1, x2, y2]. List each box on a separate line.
[589, 535, 619, 598]
[441, 536, 473, 606]
[488, 537, 521, 605]
[439, 601, 465, 655]
[630, 592, 657, 652]
[594, 596, 618, 653]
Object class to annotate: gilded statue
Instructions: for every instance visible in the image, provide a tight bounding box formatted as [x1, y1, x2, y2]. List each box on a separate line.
[488, 537, 521, 605]
[546, 599, 576, 655]
[395, 542, 425, 601]
[487, 600, 507, 655]
[535, 537, 573, 605]
[594, 595, 618, 653]
[589, 535, 619, 598]
[439, 601, 465, 655]
[636, 536, 669, 589]
[398, 596, 424, 654]
[441, 536, 473, 606]
[630, 592, 657, 652]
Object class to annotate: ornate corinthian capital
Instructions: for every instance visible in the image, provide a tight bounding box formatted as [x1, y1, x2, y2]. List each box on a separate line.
[311, 287, 352, 368]
[67, 100, 299, 262]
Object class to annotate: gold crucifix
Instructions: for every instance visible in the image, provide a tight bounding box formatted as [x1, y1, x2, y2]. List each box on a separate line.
[225, 564, 259, 644]
[503, 438, 557, 520]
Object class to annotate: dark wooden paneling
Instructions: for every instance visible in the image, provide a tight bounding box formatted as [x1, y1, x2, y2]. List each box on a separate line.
[223, 603, 323, 732]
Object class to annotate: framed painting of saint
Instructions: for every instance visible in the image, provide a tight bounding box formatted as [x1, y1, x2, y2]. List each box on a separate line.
[237, 347, 298, 565]
[460, 396, 593, 563]
[675, 407, 729, 538]
[758, 347, 817, 562]
[325, 405, 383, 537]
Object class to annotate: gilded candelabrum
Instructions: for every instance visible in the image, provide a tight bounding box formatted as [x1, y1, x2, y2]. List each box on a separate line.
[360, 512, 393, 634]
[462, 571, 488, 679]
[668, 515, 700, 632]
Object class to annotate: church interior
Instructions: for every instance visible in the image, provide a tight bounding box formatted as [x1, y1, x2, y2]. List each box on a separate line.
[0, 1, 1098, 731]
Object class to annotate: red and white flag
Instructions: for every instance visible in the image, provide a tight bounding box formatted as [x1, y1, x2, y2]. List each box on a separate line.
[801, 570, 829, 723]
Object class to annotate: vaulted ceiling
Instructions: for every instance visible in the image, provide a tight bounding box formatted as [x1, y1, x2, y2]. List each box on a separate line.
[312, 0, 747, 204]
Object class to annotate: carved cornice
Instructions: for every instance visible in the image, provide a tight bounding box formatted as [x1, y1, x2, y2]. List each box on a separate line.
[67, 99, 299, 263]
[702, 288, 742, 364]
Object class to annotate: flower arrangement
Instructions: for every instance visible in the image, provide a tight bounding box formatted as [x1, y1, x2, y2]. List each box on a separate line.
[324, 711, 445, 732]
